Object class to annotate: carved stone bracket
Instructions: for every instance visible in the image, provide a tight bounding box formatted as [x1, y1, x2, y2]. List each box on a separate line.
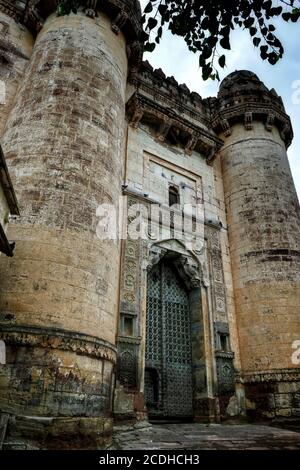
[281, 122, 292, 147]
[126, 95, 144, 128]
[244, 112, 253, 131]
[85, 0, 97, 18]
[174, 255, 202, 289]
[145, 245, 168, 272]
[111, 10, 128, 34]
[185, 133, 199, 156]
[206, 144, 218, 166]
[126, 40, 143, 82]
[221, 118, 232, 137]
[156, 117, 171, 142]
[265, 113, 275, 132]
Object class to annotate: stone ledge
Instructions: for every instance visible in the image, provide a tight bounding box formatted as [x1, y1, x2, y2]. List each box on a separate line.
[0, 324, 117, 363]
[126, 92, 223, 160]
[239, 369, 300, 384]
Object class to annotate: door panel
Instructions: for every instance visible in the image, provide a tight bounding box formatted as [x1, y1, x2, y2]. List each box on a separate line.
[145, 261, 193, 418]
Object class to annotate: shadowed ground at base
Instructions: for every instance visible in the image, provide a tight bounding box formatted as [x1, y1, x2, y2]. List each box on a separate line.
[113, 422, 300, 450]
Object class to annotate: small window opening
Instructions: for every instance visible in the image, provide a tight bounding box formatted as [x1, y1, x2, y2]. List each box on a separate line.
[124, 316, 134, 336]
[219, 334, 228, 351]
[169, 185, 180, 207]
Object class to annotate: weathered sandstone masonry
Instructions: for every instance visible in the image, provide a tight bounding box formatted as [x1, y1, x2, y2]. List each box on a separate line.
[0, 3, 34, 137]
[116, 61, 237, 423]
[211, 71, 300, 420]
[0, 0, 142, 449]
[0, 0, 299, 450]
[0, 143, 19, 256]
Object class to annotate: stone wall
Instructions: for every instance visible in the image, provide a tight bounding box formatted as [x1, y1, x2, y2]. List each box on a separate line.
[0, 182, 9, 232]
[0, 11, 33, 136]
[115, 112, 237, 421]
[0, 2, 299, 446]
[0, 9, 130, 449]
[214, 71, 300, 420]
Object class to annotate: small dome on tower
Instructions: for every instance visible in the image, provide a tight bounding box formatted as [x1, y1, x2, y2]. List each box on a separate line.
[218, 70, 268, 97]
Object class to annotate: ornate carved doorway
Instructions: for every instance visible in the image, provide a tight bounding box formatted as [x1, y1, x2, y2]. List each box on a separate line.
[145, 259, 193, 419]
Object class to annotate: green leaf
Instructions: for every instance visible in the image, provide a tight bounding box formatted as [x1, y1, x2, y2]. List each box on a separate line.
[140, 30, 150, 42]
[207, 36, 218, 47]
[144, 2, 153, 14]
[199, 55, 206, 67]
[260, 45, 268, 59]
[158, 4, 168, 16]
[202, 65, 213, 81]
[291, 11, 300, 22]
[244, 17, 255, 28]
[282, 12, 291, 21]
[144, 42, 156, 53]
[147, 17, 158, 30]
[220, 36, 231, 50]
[201, 46, 213, 60]
[219, 55, 226, 68]
[268, 52, 280, 65]
[263, 0, 272, 11]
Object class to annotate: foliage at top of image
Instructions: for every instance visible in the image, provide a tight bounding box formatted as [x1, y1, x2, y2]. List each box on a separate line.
[143, 0, 300, 80]
[57, 0, 82, 16]
[57, 0, 300, 81]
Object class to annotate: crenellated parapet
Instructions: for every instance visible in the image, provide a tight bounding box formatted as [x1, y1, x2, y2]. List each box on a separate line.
[127, 61, 223, 163]
[0, 0, 143, 74]
[0, 0, 142, 34]
[127, 65, 294, 164]
[0, 0, 27, 22]
[209, 70, 293, 148]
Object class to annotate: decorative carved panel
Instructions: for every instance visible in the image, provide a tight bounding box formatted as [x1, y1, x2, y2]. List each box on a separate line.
[216, 352, 235, 394]
[117, 338, 139, 389]
[207, 226, 228, 322]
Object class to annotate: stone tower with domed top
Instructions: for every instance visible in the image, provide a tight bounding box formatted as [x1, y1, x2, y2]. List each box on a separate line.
[211, 70, 300, 421]
[0, 1, 299, 450]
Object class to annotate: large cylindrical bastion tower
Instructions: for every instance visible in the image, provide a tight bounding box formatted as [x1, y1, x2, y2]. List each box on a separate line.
[0, 1, 142, 449]
[212, 71, 300, 420]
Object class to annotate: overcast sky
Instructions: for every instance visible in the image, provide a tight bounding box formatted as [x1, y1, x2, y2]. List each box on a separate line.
[140, 1, 300, 198]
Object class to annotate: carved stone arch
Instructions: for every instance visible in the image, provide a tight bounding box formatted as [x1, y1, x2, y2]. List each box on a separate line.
[144, 237, 211, 420]
[146, 238, 203, 290]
